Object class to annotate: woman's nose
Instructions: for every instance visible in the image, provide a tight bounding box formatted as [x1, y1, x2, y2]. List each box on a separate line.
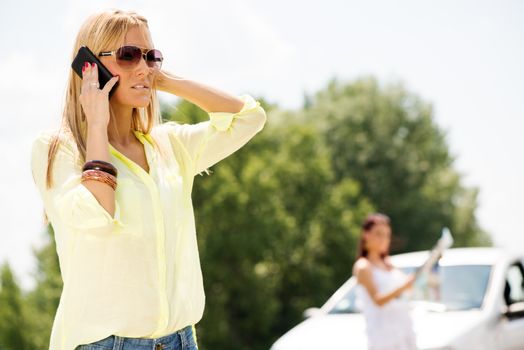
[135, 56, 150, 76]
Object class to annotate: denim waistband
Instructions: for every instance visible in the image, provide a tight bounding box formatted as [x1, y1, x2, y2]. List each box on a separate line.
[79, 325, 197, 350]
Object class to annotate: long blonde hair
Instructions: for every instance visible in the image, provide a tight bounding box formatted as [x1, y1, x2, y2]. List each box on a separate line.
[46, 9, 162, 188]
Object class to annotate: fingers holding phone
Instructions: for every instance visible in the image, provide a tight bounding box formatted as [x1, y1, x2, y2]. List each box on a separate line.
[79, 62, 119, 128]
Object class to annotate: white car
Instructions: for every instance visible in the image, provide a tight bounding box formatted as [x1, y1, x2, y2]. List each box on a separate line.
[270, 248, 524, 350]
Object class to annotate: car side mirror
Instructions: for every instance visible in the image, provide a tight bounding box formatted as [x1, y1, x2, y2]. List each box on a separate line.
[303, 307, 322, 319]
[504, 301, 524, 320]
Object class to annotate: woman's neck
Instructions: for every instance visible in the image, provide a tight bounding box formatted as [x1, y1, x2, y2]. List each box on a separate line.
[367, 251, 383, 265]
[107, 102, 135, 146]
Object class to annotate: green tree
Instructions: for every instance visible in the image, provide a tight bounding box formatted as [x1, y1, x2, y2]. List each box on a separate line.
[166, 99, 373, 349]
[163, 78, 489, 349]
[0, 262, 29, 350]
[24, 225, 63, 350]
[304, 77, 490, 252]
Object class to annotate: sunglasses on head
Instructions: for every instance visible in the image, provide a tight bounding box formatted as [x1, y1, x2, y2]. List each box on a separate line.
[99, 45, 163, 70]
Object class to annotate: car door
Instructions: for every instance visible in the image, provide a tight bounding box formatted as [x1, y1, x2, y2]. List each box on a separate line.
[498, 261, 524, 350]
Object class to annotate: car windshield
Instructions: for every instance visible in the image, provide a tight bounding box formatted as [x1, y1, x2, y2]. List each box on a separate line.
[328, 264, 492, 314]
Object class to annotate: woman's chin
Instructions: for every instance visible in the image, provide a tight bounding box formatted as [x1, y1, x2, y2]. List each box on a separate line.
[124, 98, 151, 108]
[112, 92, 151, 108]
[130, 94, 152, 108]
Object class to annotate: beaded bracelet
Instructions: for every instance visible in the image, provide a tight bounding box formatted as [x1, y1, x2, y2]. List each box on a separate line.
[81, 169, 117, 191]
[83, 160, 118, 177]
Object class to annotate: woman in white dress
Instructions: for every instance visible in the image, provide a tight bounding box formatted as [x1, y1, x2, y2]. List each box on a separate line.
[353, 213, 418, 350]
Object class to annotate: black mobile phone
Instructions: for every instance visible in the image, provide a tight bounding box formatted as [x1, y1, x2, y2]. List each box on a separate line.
[71, 46, 118, 97]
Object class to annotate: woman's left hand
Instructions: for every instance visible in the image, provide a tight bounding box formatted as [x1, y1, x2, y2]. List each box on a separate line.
[150, 68, 179, 94]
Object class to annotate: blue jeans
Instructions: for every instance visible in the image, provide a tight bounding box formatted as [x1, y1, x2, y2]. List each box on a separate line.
[75, 325, 198, 350]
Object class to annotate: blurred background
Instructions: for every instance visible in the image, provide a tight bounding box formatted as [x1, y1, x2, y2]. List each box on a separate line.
[0, 0, 523, 349]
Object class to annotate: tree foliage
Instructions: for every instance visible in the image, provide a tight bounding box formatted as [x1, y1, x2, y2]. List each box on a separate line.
[0, 262, 30, 349]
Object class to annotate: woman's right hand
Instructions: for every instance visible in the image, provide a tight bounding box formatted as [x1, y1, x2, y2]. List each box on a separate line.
[79, 62, 119, 128]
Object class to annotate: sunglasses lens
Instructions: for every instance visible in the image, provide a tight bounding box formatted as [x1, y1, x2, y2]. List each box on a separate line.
[146, 49, 163, 69]
[115, 46, 163, 69]
[116, 46, 142, 67]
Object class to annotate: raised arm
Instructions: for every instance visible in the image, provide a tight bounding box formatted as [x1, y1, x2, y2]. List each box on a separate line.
[79, 62, 120, 216]
[31, 133, 123, 237]
[30, 62, 122, 238]
[155, 71, 267, 175]
[354, 259, 415, 307]
[155, 70, 244, 113]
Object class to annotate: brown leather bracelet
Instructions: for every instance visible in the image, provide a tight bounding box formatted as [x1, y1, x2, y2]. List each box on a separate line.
[83, 160, 118, 177]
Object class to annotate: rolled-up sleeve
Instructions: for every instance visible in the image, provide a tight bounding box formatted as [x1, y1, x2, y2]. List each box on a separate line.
[31, 133, 123, 236]
[163, 94, 267, 176]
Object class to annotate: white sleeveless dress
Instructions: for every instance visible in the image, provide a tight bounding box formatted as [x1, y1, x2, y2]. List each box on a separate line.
[356, 266, 417, 350]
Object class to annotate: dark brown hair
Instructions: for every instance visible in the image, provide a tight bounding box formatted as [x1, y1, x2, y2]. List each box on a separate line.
[357, 213, 391, 261]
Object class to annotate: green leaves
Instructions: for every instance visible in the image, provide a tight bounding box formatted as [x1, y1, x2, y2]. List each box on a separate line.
[183, 102, 373, 349]
[184, 78, 489, 349]
[0, 263, 30, 349]
[307, 77, 489, 252]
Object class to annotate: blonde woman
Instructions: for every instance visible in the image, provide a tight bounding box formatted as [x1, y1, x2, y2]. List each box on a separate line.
[353, 214, 418, 350]
[31, 9, 266, 350]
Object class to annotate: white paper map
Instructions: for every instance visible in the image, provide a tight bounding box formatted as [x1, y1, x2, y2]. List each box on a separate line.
[415, 227, 454, 277]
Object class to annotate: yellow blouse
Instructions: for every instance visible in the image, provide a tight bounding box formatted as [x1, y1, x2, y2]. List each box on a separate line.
[30, 95, 266, 350]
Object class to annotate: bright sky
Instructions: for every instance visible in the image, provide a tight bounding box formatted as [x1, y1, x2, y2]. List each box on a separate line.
[1, 0, 523, 291]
